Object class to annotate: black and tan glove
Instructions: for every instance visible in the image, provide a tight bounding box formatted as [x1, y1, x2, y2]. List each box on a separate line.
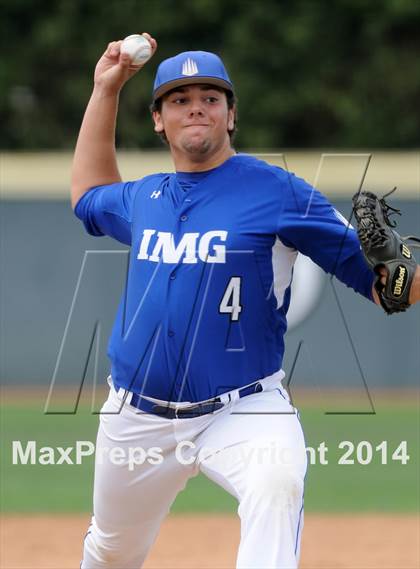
[352, 188, 420, 314]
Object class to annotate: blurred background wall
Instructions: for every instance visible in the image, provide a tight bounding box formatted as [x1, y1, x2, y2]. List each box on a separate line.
[1, 0, 419, 389]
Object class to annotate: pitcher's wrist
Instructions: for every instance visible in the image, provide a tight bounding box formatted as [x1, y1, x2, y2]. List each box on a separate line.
[408, 266, 420, 305]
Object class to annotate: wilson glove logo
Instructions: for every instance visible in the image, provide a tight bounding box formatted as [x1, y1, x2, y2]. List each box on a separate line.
[392, 265, 408, 297]
[137, 229, 228, 264]
[401, 244, 412, 259]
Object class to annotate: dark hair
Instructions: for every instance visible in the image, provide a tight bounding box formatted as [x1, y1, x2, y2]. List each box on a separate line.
[149, 87, 238, 145]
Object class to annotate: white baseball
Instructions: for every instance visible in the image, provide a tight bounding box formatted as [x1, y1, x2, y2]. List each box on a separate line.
[121, 34, 152, 66]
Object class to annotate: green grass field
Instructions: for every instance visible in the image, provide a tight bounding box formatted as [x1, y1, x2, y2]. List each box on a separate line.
[1, 393, 418, 513]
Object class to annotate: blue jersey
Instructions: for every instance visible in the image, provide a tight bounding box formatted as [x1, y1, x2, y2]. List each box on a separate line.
[75, 154, 374, 402]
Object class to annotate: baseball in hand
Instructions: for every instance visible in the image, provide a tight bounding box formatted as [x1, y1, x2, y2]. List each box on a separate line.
[121, 34, 152, 66]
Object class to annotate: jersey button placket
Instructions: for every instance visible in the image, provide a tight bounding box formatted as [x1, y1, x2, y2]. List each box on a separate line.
[167, 271, 176, 333]
[180, 215, 188, 222]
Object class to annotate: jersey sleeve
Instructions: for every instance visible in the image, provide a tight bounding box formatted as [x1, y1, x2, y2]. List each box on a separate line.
[74, 181, 137, 245]
[277, 171, 375, 301]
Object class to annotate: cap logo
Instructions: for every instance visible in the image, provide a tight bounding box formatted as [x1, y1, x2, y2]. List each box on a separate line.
[182, 58, 198, 76]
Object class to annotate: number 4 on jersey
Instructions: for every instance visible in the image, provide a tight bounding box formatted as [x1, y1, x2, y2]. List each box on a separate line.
[220, 277, 242, 321]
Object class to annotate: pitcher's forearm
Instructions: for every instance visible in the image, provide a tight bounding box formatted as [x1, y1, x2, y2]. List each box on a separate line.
[71, 86, 121, 208]
[71, 35, 157, 208]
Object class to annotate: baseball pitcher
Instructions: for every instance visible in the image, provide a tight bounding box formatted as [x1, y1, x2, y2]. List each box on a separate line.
[71, 33, 420, 568]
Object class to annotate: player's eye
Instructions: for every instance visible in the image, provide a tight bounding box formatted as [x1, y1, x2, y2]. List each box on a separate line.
[205, 96, 218, 103]
[172, 97, 187, 104]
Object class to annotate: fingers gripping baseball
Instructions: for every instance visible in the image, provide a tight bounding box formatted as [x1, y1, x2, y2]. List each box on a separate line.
[94, 33, 157, 93]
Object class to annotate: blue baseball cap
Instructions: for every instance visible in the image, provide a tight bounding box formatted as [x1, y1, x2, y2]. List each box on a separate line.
[152, 51, 234, 101]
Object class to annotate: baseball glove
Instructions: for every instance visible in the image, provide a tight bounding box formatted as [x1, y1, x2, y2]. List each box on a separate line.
[352, 188, 420, 314]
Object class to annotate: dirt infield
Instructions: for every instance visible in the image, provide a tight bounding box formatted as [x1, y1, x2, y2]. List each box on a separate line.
[1, 513, 419, 568]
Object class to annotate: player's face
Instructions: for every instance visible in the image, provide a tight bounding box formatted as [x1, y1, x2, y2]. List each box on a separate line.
[153, 84, 235, 160]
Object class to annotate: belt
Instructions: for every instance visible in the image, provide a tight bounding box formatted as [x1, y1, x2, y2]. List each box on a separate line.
[120, 381, 264, 419]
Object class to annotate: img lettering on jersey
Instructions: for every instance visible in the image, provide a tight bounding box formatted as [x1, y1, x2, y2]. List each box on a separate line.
[137, 229, 228, 264]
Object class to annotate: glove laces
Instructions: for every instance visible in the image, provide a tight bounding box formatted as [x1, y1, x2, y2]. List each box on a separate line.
[379, 187, 401, 228]
[356, 187, 420, 249]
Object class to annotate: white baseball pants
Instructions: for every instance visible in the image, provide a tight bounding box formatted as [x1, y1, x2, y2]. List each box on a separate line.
[81, 373, 307, 569]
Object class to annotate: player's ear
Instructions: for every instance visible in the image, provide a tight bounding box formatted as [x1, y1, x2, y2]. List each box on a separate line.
[227, 105, 236, 132]
[152, 111, 164, 133]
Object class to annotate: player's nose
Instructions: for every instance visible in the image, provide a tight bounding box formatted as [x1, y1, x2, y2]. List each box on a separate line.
[188, 99, 205, 116]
